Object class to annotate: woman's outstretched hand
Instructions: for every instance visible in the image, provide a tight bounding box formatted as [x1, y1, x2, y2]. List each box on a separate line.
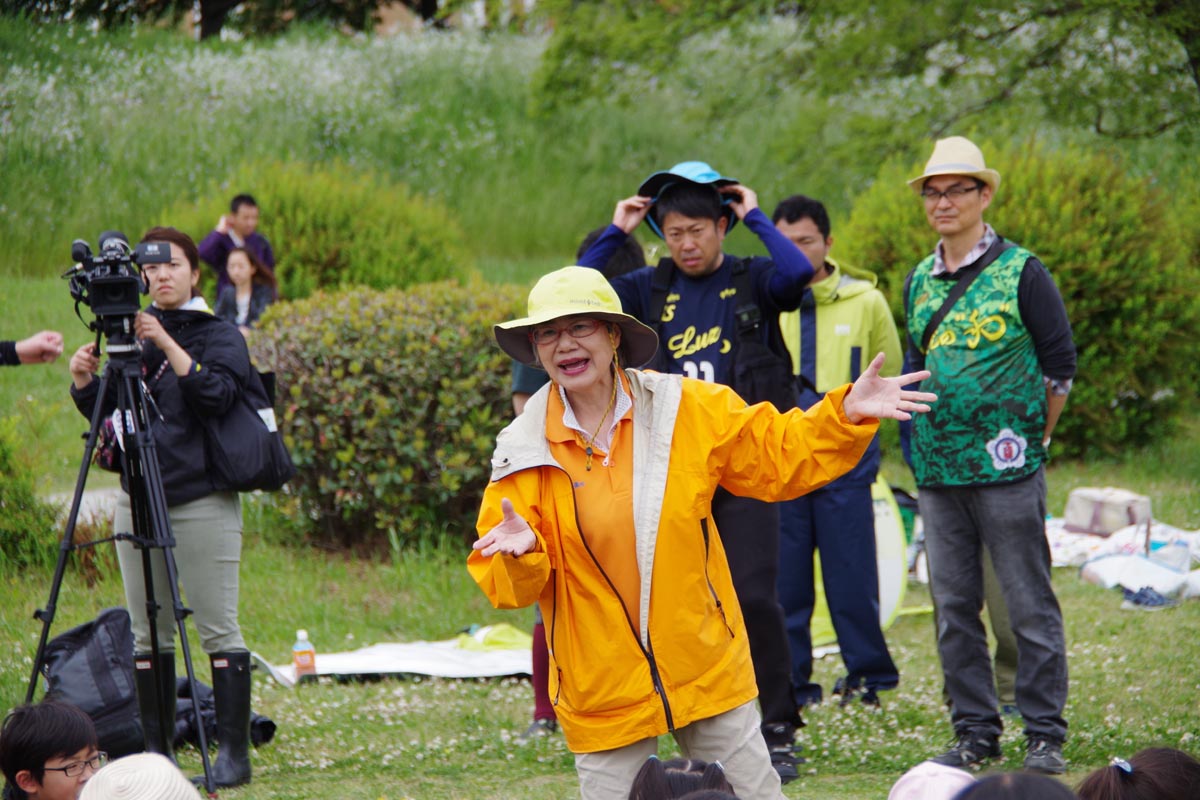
[473, 498, 536, 558]
[842, 353, 937, 424]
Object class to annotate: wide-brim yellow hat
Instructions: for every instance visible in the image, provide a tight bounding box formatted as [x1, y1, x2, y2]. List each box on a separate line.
[908, 136, 1001, 193]
[495, 266, 659, 368]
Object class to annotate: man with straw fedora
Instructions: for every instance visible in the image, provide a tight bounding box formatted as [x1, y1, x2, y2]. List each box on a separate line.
[469, 266, 936, 800]
[902, 136, 1076, 774]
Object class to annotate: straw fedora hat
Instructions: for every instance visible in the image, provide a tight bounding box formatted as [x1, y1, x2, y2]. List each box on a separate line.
[495, 266, 659, 369]
[908, 136, 1001, 193]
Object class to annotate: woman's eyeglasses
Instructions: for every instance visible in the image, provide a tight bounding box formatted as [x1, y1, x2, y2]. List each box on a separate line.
[530, 319, 604, 346]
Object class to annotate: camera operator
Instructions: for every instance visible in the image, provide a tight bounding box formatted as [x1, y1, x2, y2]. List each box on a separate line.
[66, 227, 255, 789]
[1, 331, 64, 366]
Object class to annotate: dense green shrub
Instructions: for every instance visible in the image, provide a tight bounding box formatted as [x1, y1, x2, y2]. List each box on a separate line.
[838, 138, 1200, 458]
[250, 280, 525, 549]
[163, 160, 474, 299]
[0, 417, 60, 569]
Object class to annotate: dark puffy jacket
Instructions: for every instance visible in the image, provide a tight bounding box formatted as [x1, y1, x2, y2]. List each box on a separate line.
[71, 307, 251, 506]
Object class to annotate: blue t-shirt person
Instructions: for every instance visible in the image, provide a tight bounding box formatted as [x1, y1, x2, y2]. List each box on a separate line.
[578, 200, 812, 387]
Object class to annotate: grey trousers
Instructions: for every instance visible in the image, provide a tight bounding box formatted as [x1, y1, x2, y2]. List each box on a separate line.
[937, 548, 1018, 707]
[114, 491, 247, 655]
[919, 468, 1068, 742]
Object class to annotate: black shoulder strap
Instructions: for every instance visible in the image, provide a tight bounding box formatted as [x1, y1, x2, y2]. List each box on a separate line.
[648, 258, 675, 325]
[730, 258, 760, 335]
[920, 238, 1016, 352]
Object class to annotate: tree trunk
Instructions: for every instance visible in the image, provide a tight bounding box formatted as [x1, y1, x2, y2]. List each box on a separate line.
[198, 0, 241, 39]
[411, 0, 438, 23]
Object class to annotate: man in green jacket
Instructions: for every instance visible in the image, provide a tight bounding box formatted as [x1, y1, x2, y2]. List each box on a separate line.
[773, 195, 902, 712]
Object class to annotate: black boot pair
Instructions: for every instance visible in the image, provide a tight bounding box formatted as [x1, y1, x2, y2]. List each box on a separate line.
[133, 651, 253, 788]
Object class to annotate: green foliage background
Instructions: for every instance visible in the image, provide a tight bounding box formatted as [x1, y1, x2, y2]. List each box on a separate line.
[534, 1, 1200, 140]
[0, 418, 59, 569]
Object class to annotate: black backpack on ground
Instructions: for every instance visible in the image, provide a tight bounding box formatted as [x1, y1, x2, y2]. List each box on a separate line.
[40, 607, 144, 757]
[39, 607, 277, 754]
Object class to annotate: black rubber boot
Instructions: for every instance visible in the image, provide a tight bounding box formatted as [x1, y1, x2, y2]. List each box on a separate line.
[209, 651, 253, 788]
[132, 652, 176, 759]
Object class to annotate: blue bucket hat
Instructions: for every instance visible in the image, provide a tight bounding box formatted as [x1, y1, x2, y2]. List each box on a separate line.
[637, 161, 740, 239]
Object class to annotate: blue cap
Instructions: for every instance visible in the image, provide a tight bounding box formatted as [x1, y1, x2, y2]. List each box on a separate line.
[637, 161, 740, 239]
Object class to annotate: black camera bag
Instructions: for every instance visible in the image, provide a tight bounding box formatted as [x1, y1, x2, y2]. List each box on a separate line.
[203, 369, 296, 493]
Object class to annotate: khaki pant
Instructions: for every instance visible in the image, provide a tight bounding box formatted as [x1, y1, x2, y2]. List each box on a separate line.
[574, 700, 783, 800]
[114, 491, 246, 654]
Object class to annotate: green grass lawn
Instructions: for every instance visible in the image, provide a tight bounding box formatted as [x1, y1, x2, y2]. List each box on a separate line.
[1, 531, 1196, 800]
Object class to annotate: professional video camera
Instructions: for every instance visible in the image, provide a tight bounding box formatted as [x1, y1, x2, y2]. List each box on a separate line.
[62, 231, 170, 339]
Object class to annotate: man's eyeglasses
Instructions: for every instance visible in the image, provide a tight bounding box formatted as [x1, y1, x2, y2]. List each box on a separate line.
[43, 753, 108, 778]
[921, 183, 983, 204]
[530, 319, 605, 346]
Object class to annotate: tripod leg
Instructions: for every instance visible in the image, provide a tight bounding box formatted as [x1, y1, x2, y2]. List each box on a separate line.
[206, 651, 253, 787]
[26, 368, 115, 703]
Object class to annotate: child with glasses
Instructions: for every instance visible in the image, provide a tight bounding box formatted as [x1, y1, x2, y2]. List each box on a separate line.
[0, 702, 104, 800]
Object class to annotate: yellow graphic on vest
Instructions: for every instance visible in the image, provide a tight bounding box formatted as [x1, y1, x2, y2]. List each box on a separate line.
[929, 309, 1007, 352]
[661, 292, 681, 322]
[668, 326, 725, 358]
[963, 310, 1006, 348]
[720, 287, 737, 299]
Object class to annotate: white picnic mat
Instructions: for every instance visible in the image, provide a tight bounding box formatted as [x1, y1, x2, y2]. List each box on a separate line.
[255, 623, 533, 688]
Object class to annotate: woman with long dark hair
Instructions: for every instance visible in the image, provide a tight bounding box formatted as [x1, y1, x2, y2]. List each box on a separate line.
[213, 246, 278, 336]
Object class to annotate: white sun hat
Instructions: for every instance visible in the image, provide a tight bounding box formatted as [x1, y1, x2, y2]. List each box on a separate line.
[78, 753, 201, 800]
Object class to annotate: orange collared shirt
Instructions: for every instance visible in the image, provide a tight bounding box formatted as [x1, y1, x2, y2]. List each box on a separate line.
[545, 377, 640, 625]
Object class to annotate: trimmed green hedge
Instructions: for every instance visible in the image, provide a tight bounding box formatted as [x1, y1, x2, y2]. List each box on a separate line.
[250, 280, 526, 549]
[164, 160, 474, 299]
[838, 138, 1200, 458]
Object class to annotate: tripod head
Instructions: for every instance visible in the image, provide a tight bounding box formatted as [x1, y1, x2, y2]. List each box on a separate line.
[97, 326, 144, 369]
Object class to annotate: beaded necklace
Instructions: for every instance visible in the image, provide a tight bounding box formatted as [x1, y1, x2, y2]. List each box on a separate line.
[574, 374, 618, 471]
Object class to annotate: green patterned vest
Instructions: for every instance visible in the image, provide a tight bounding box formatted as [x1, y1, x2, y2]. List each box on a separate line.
[907, 244, 1046, 487]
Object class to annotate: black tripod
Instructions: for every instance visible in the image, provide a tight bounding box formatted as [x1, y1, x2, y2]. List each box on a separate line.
[26, 327, 217, 797]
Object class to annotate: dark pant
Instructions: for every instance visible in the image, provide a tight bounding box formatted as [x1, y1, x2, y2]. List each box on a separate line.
[713, 488, 799, 730]
[777, 483, 898, 705]
[920, 469, 1068, 742]
[936, 548, 1018, 707]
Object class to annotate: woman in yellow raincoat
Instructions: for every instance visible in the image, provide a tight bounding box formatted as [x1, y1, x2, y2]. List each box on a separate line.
[468, 267, 934, 800]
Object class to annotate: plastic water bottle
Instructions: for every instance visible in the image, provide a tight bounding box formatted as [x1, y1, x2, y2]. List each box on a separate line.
[292, 629, 317, 684]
